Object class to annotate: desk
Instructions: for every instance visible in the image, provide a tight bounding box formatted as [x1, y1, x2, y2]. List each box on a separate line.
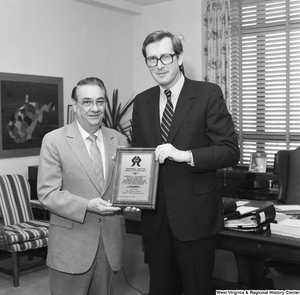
[215, 198, 300, 289]
[215, 226, 300, 289]
[125, 199, 300, 290]
[218, 168, 278, 200]
[234, 187, 278, 201]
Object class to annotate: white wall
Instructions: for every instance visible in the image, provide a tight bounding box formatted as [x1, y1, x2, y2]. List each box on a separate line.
[0, 0, 203, 177]
[0, 0, 133, 177]
[132, 0, 203, 94]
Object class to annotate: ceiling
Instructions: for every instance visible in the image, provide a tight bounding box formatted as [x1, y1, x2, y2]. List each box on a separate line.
[74, 0, 175, 15]
[124, 0, 173, 5]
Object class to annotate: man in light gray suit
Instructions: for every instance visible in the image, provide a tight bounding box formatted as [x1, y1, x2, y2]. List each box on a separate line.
[37, 77, 137, 295]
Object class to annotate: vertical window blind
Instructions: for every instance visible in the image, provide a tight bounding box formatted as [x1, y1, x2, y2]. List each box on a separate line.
[230, 0, 300, 167]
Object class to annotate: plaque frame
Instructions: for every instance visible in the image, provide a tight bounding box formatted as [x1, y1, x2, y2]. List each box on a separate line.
[112, 147, 159, 209]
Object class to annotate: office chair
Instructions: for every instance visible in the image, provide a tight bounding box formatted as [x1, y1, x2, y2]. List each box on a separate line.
[265, 147, 300, 273]
[0, 174, 49, 287]
[274, 146, 300, 205]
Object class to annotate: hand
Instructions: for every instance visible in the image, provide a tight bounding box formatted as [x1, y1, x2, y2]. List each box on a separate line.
[87, 198, 121, 214]
[124, 206, 141, 213]
[155, 143, 191, 164]
[112, 146, 126, 161]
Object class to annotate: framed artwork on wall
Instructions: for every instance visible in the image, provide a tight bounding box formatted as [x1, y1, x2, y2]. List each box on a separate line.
[0, 72, 63, 158]
[249, 152, 267, 173]
[67, 105, 75, 124]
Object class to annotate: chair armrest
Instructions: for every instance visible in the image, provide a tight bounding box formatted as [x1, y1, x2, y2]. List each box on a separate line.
[0, 213, 9, 250]
[30, 200, 48, 211]
[30, 200, 50, 221]
[0, 211, 4, 225]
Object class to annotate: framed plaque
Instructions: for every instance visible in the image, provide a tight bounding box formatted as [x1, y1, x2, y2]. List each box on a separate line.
[112, 147, 159, 209]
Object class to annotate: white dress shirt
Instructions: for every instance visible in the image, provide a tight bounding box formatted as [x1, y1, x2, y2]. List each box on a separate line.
[159, 73, 185, 121]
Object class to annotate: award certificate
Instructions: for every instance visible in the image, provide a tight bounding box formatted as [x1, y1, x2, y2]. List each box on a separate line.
[112, 147, 159, 209]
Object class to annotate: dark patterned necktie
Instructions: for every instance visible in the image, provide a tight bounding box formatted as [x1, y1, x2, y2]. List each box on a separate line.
[88, 135, 104, 190]
[161, 90, 173, 143]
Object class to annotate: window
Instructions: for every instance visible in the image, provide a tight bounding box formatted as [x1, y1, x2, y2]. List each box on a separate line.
[230, 0, 300, 167]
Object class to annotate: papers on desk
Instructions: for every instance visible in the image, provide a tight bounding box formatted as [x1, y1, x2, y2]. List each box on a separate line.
[224, 206, 258, 220]
[227, 222, 271, 233]
[225, 214, 259, 228]
[270, 212, 300, 238]
[223, 200, 250, 216]
[274, 204, 300, 215]
[224, 204, 276, 233]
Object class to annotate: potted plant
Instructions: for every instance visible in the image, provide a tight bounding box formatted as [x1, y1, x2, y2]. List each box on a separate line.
[102, 89, 135, 146]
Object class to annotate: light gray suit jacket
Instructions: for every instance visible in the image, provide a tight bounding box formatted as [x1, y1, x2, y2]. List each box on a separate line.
[37, 121, 128, 274]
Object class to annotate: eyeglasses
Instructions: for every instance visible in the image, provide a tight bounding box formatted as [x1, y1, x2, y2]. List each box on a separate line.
[77, 99, 106, 108]
[145, 53, 177, 68]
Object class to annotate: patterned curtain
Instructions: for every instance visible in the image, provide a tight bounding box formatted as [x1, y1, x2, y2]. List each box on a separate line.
[203, 0, 231, 110]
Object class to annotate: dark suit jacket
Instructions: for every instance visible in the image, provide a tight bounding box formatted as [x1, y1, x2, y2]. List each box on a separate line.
[132, 78, 240, 241]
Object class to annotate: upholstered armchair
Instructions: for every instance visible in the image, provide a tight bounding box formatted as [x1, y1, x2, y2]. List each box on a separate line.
[0, 174, 49, 287]
[265, 147, 300, 272]
[274, 146, 300, 205]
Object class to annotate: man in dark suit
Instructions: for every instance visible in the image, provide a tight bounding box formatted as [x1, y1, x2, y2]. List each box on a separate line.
[132, 30, 240, 295]
[38, 77, 138, 295]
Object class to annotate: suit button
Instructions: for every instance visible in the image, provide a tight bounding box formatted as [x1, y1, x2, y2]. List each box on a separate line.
[97, 219, 101, 223]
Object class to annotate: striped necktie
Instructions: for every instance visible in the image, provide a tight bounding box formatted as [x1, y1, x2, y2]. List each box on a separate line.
[161, 89, 173, 143]
[88, 135, 105, 190]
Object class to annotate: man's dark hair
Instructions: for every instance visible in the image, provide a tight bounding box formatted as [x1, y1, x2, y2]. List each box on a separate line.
[142, 30, 183, 58]
[71, 77, 108, 100]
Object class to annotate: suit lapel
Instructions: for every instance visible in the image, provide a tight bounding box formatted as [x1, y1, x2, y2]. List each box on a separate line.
[101, 127, 116, 198]
[147, 87, 162, 145]
[168, 79, 194, 143]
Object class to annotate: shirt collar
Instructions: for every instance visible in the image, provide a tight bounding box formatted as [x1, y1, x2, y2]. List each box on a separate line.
[76, 120, 102, 141]
[159, 73, 185, 100]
